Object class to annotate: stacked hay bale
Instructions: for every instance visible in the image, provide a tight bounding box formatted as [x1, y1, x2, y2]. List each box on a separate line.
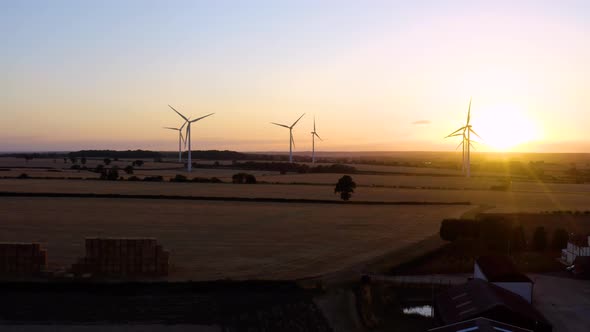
[0, 243, 47, 275]
[72, 238, 169, 277]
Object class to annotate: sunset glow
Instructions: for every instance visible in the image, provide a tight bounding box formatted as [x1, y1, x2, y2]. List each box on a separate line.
[474, 104, 542, 151]
[0, 1, 588, 152]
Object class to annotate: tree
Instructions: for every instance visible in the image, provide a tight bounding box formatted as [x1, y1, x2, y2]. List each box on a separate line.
[532, 226, 548, 251]
[100, 166, 119, 181]
[103, 158, 111, 166]
[94, 164, 105, 173]
[509, 225, 527, 253]
[552, 228, 569, 251]
[63, 157, 68, 164]
[81, 157, 87, 165]
[124, 165, 134, 175]
[334, 175, 356, 201]
[69, 157, 78, 164]
[133, 160, 144, 167]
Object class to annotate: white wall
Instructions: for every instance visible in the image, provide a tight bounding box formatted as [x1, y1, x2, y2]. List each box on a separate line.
[474, 263, 487, 281]
[493, 282, 533, 303]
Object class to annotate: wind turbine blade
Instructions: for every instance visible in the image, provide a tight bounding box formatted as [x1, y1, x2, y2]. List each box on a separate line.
[168, 105, 189, 121]
[163, 127, 180, 131]
[467, 97, 472, 125]
[191, 113, 215, 123]
[314, 132, 323, 141]
[469, 128, 483, 140]
[180, 120, 189, 131]
[291, 113, 305, 128]
[455, 140, 464, 150]
[313, 116, 316, 132]
[445, 127, 466, 138]
[271, 122, 290, 129]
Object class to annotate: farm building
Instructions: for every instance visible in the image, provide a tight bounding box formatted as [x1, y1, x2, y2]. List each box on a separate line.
[429, 317, 532, 332]
[561, 234, 590, 265]
[434, 279, 552, 332]
[474, 255, 533, 303]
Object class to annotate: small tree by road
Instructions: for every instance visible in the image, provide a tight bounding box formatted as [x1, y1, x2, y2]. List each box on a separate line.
[334, 175, 356, 201]
[103, 158, 112, 166]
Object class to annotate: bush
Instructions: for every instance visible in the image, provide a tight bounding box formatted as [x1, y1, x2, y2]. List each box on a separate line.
[210, 177, 222, 183]
[532, 226, 548, 251]
[479, 217, 513, 252]
[70, 164, 81, 170]
[551, 228, 569, 250]
[170, 174, 189, 182]
[103, 158, 111, 165]
[232, 173, 257, 184]
[128, 176, 141, 181]
[17, 173, 30, 179]
[143, 175, 164, 182]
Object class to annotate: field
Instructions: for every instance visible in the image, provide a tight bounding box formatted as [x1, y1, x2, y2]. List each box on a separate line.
[1, 178, 590, 213]
[2, 153, 590, 281]
[0, 197, 470, 280]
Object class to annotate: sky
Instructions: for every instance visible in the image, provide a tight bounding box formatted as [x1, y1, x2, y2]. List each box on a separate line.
[1, 0, 589, 153]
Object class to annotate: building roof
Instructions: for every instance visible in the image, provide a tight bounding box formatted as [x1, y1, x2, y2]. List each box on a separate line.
[435, 279, 551, 332]
[429, 317, 533, 332]
[476, 255, 532, 283]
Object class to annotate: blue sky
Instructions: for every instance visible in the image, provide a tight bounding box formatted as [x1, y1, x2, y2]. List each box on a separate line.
[1, 1, 589, 152]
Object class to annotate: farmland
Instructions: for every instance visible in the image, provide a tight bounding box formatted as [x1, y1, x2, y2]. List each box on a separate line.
[0, 197, 470, 280]
[2, 152, 590, 281]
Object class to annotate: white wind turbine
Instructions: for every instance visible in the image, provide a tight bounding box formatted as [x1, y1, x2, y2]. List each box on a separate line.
[311, 117, 323, 164]
[168, 105, 214, 172]
[163, 120, 189, 163]
[271, 113, 305, 163]
[445, 98, 482, 178]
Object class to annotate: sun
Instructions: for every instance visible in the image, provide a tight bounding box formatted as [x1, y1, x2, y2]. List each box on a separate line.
[471, 104, 540, 151]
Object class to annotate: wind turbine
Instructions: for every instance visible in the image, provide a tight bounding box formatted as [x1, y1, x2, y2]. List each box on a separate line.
[445, 98, 482, 178]
[271, 113, 305, 163]
[163, 120, 189, 163]
[168, 105, 214, 172]
[311, 117, 323, 164]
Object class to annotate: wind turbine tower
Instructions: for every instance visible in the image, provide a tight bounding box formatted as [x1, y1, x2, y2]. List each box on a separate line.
[168, 105, 214, 172]
[163, 120, 189, 163]
[271, 113, 305, 163]
[445, 98, 482, 178]
[311, 117, 323, 164]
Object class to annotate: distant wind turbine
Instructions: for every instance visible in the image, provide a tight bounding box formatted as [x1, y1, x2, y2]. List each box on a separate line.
[445, 98, 482, 178]
[311, 117, 323, 164]
[168, 105, 214, 172]
[271, 113, 305, 163]
[163, 120, 189, 163]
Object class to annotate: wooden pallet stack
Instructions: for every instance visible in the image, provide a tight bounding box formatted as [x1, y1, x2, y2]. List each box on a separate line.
[71, 238, 169, 277]
[0, 243, 47, 275]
